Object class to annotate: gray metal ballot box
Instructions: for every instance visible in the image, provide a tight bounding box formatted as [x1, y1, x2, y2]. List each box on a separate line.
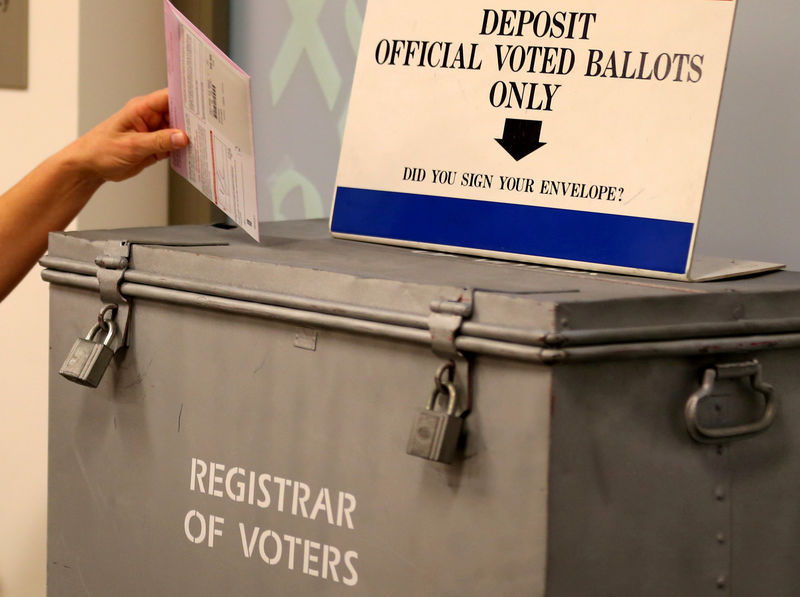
[43, 220, 800, 596]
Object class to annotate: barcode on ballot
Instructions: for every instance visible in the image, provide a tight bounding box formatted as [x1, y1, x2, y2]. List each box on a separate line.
[209, 83, 219, 121]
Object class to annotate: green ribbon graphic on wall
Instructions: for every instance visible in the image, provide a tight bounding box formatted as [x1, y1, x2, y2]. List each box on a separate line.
[271, 0, 342, 109]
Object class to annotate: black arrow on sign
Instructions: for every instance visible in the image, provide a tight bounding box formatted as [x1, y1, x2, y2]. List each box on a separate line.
[495, 119, 547, 161]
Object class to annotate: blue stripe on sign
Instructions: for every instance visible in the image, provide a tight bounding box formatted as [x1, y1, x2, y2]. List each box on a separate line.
[331, 187, 693, 274]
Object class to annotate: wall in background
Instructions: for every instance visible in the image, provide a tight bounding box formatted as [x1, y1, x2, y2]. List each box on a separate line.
[76, 0, 170, 231]
[0, 3, 79, 595]
[0, 2, 168, 596]
[229, 0, 366, 222]
[698, 0, 800, 269]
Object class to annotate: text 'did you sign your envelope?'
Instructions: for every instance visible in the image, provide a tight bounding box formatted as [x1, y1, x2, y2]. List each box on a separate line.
[331, 0, 782, 281]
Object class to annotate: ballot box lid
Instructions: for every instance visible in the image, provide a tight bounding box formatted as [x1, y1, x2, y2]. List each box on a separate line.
[42, 219, 800, 357]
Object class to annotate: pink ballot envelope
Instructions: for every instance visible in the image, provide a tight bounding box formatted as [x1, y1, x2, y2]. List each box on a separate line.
[164, 0, 260, 242]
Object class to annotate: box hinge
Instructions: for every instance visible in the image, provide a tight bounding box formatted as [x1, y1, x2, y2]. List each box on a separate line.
[429, 290, 473, 360]
[58, 240, 132, 388]
[95, 240, 132, 352]
[427, 289, 474, 418]
[406, 292, 475, 463]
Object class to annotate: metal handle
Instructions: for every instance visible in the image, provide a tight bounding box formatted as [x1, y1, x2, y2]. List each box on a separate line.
[685, 360, 778, 444]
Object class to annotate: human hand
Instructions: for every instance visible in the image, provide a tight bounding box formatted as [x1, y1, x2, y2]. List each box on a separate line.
[66, 88, 189, 184]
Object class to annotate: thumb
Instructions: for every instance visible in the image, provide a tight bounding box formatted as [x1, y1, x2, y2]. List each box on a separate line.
[134, 128, 189, 156]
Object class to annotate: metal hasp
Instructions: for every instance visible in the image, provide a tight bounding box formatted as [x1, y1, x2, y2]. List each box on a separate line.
[428, 292, 473, 359]
[53, 237, 233, 388]
[684, 360, 778, 443]
[59, 241, 132, 388]
[427, 291, 473, 408]
[407, 293, 473, 464]
[96, 240, 132, 352]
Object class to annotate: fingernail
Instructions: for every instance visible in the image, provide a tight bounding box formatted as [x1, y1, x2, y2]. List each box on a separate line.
[171, 132, 188, 148]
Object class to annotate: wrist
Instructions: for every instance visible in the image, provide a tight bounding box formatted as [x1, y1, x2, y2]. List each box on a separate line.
[55, 138, 106, 192]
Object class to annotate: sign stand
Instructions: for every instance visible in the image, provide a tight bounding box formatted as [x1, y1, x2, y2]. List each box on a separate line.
[331, 0, 783, 281]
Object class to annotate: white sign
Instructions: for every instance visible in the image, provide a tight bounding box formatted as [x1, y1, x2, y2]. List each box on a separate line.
[332, 0, 782, 280]
[164, 0, 260, 241]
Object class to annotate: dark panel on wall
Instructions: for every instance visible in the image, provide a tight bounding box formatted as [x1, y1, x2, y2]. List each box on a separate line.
[168, 0, 229, 226]
[0, 0, 29, 89]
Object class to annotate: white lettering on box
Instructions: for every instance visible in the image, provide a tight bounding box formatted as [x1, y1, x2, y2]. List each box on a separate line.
[189, 458, 358, 529]
[256, 473, 271, 508]
[283, 534, 302, 571]
[184, 510, 224, 548]
[310, 487, 334, 525]
[209, 462, 224, 498]
[184, 509, 205, 544]
[258, 530, 282, 565]
[185, 457, 360, 586]
[225, 467, 246, 502]
[190, 458, 207, 493]
[337, 492, 357, 530]
[273, 476, 289, 512]
[292, 481, 311, 518]
[240, 523, 259, 558]
[303, 539, 321, 577]
[343, 551, 359, 587]
[322, 544, 341, 582]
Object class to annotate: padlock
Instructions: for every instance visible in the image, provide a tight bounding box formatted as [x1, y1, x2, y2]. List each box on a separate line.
[59, 321, 117, 388]
[407, 381, 463, 464]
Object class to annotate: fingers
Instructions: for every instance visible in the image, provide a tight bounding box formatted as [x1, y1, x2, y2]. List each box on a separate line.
[73, 90, 187, 182]
[141, 88, 170, 114]
[121, 88, 171, 132]
[131, 113, 151, 134]
[89, 127, 188, 182]
[170, 130, 189, 149]
[134, 128, 189, 157]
